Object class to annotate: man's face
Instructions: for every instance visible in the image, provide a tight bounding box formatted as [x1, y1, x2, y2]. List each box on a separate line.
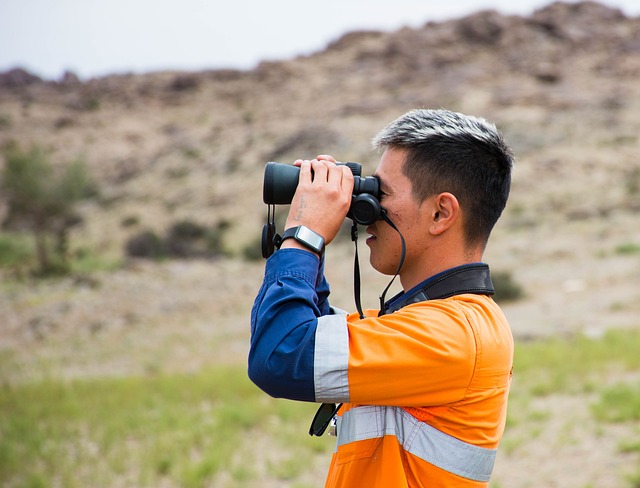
[366, 147, 432, 277]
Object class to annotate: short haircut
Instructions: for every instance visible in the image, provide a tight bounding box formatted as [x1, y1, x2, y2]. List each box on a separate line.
[372, 108, 514, 248]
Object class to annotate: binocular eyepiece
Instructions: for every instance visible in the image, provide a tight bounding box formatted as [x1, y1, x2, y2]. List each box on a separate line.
[262, 161, 383, 226]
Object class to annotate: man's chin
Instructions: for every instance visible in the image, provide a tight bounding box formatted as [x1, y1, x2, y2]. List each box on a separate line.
[368, 254, 398, 277]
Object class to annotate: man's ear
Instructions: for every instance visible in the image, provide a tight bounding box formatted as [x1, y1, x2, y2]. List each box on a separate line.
[429, 192, 460, 236]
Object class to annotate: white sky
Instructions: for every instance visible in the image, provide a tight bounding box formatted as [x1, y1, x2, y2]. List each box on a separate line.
[1, 0, 639, 80]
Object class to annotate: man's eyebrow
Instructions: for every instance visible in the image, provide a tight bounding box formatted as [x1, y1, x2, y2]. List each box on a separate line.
[375, 174, 390, 192]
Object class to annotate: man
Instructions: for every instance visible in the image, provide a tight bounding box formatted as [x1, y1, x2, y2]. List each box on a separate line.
[249, 109, 515, 487]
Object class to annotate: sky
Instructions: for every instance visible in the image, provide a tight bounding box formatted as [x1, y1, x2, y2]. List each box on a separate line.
[1, 0, 639, 81]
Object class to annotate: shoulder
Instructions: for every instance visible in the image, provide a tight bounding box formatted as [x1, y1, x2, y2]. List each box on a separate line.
[346, 300, 479, 360]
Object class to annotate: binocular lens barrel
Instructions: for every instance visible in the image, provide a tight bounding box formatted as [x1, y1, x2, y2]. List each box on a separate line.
[263, 162, 379, 204]
[263, 162, 300, 204]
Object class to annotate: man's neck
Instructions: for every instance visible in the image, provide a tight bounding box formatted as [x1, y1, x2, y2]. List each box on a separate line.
[399, 247, 484, 291]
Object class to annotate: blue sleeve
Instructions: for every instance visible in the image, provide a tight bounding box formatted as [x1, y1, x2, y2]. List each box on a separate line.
[248, 249, 331, 401]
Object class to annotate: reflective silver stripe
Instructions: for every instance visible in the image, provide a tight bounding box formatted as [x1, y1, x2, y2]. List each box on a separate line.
[337, 406, 497, 482]
[314, 309, 350, 402]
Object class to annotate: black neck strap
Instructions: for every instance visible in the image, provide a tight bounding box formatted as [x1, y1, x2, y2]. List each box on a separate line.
[384, 263, 494, 314]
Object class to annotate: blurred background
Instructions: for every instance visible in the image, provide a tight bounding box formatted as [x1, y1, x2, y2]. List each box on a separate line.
[1, 1, 639, 487]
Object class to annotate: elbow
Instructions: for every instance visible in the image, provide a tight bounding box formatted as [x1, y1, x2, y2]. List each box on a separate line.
[248, 358, 277, 397]
[248, 350, 289, 399]
[247, 350, 314, 401]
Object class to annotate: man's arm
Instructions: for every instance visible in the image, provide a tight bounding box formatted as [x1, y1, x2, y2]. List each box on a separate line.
[249, 248, 328, 401]
[249, 157, 353, 400]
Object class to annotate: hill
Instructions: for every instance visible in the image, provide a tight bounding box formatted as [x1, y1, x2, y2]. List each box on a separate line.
[1, 2, 640, 487]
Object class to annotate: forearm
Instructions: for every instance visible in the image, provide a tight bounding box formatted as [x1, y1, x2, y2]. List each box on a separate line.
[248, 249, 331, 401]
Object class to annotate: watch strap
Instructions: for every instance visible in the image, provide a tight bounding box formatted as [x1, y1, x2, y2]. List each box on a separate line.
[278, 226, 325, 254]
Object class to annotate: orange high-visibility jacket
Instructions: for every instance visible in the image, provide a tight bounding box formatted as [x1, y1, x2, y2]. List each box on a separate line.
[249, 250, 513, 488]
[320, 297, 513, 488]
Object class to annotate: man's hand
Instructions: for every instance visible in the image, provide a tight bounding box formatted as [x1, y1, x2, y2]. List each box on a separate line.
[282, 155, 354, 250]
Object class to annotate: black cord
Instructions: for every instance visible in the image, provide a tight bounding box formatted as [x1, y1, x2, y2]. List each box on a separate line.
[351, 222, 365, 319]
[378, 210, 406, 316]
[350, 210, 406, 319]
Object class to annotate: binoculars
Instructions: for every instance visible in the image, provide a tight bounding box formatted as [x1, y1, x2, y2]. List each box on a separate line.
[262, 161, 383, 226]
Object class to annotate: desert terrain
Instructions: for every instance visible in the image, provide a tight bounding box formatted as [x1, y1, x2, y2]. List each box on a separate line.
[1, 2, 639, 487]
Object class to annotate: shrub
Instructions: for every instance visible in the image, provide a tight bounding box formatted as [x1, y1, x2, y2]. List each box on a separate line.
[165, 220, 207, 258]
[492, 270, 525, 303]
[205, 220, 231, 256]
[124, 220, 232, 260]
[120, 215, 140, 228]
[0, 113, 11, 130]
[242, 235, 264, 261]
[125, 231, 166, 259]
[1, 144, 96, 275]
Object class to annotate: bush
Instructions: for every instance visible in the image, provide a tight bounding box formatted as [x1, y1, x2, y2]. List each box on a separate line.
[125, 231, 166, 259]
[0, 113, 11, 130]
[492, 270, 525, 303]
[205, 220, 231, 256]
[242, 235, 264, 261]
[124, 220, 232, 260]
[165, 220, 207, 257]
[1, 144, 96, 275]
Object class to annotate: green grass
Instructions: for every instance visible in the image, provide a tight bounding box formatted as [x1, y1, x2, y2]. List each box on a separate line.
[503, 328, 640, 488]
[0, 367, 332, 488]
[512, 329, 640, 397]
[503, 328, 640, 471]
[0, 232, 33, 269]
[592, 382, 640, 423]
[615, 242, 640, 255]
[0, 231, 121, 278]
[619, 437, 640, 455]
[68, 247, 122, 274]
[2, 329, 640, 487]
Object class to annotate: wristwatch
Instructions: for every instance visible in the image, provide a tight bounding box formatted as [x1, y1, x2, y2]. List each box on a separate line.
[279, 226, 325, 254]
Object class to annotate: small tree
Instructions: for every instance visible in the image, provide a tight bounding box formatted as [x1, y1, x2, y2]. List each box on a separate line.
[1, 145, 95, 275]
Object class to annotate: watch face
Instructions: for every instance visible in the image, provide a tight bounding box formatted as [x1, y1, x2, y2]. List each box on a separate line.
[296, 226, 324, 251]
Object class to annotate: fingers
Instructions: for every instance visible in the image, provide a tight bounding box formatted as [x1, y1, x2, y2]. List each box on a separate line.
[297, 159, 331, 184]
[317, 154, 336, 163]
[339, 164, 355, 192]
[313, 159, 352, 192]
[294, 154, 335, 167]
[297, 159, 313, 183]
[295, 157, 352, 191]
[310, 158, 329, 182]
[286, 156, 353, 245]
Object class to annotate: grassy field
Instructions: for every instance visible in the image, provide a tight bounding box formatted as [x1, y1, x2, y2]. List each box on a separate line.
[0, 365, 335, 488]
[2, 329, 640, 488]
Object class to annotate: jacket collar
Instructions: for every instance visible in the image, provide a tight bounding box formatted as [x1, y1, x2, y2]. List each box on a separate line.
[384, 263, 494, 314]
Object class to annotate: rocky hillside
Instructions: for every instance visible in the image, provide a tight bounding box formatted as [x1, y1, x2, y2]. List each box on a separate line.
[1, 0, 639, 370]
